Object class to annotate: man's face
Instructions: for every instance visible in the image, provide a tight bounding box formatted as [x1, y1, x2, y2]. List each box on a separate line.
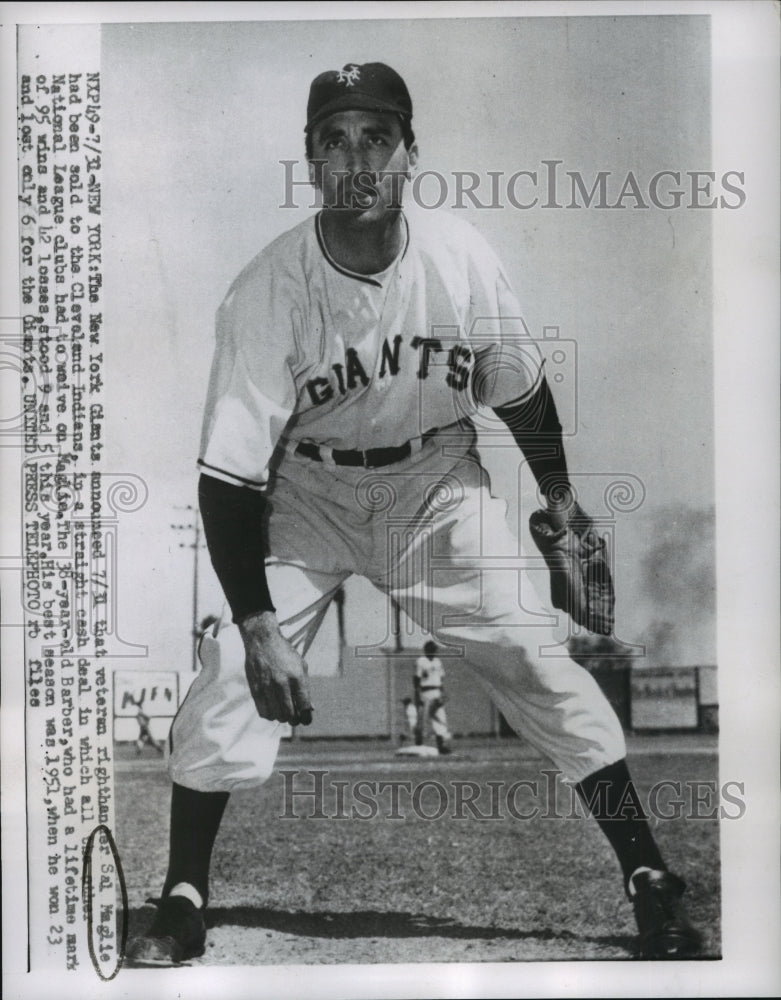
[309, 110, 417, 221]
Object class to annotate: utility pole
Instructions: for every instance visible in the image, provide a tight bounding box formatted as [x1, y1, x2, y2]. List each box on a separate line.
[171, 504, 204, 672]
[393, 600, 403, 653]
[333, 584, 346, 674]
[387, 599, 404, 742]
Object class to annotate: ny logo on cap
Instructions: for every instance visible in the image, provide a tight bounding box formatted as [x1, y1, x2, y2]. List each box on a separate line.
[336, 65, 361, 87]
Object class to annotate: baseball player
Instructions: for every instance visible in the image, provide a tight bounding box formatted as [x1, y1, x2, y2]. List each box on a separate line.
[132, 697, 164, 756]
[414, 641, 451, 754]
[127, 62, 701, 964]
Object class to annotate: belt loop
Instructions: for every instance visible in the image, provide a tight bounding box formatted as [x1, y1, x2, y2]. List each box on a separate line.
[320, 446, 337, 467]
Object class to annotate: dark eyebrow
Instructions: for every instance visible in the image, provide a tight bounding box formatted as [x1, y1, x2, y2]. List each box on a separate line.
[315, 120, 396, 144]
[315, 124, 345, 143]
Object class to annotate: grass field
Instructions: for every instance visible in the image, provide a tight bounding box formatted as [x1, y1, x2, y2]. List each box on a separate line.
[116, 736, 720, 966]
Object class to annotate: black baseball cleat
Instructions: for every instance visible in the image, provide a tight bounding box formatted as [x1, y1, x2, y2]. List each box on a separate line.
[630, 869, 702, 959]
[125, 895, 206, 967]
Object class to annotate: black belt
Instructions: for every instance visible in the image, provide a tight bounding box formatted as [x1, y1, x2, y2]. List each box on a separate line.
[294, 428, 439, 469]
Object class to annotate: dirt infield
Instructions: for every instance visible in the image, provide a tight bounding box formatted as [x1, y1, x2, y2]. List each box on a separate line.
[116, 736, 720, 966]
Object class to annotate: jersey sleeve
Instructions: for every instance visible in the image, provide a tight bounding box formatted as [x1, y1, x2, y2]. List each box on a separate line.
[198, 260, 301, 490]
[464, 228, 543, 409]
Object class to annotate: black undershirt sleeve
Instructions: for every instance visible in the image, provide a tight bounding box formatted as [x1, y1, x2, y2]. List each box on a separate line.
[198, 473, 275, 623]
[492, 376, 571, 502]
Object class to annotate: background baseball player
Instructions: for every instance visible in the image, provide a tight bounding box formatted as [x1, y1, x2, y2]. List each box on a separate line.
[132, 696, 164, 756]
[127, 62, 701, 965]
[414, 641, 451, 754]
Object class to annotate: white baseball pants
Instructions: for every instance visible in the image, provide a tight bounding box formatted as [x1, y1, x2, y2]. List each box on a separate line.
[169, 435, 626, 791]
[418, 690, 451, 744]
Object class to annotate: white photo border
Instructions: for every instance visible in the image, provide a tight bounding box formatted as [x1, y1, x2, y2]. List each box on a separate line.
[1, 2, 779, 998]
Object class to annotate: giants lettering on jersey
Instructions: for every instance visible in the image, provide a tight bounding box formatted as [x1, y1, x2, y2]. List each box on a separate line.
[304, 335, 474, 406]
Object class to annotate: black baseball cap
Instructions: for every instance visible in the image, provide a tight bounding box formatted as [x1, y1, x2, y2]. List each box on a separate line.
[305, 62, 413, 133]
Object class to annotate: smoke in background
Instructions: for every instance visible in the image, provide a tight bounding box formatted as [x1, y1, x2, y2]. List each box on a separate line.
[570, 504, 717, 670]
[637, 504, 716, 666]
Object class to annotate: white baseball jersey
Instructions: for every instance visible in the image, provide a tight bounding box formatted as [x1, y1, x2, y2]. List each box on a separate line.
[198, 206, 542, 490]
[415, 655, 445, 690]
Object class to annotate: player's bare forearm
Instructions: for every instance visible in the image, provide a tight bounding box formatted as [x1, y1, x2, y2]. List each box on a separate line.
[238, 611, 314, 726]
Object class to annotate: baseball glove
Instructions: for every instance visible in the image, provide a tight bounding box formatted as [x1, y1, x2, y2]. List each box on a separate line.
[529, 508, 615, 636]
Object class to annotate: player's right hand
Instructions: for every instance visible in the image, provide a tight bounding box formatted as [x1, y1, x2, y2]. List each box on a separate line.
[238, 611, 314, 726]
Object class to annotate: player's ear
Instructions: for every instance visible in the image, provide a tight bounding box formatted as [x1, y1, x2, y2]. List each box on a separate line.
[406, 142, 419, 177]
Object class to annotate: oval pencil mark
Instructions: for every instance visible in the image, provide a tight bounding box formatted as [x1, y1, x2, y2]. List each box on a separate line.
[81, 824, 128, 980]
